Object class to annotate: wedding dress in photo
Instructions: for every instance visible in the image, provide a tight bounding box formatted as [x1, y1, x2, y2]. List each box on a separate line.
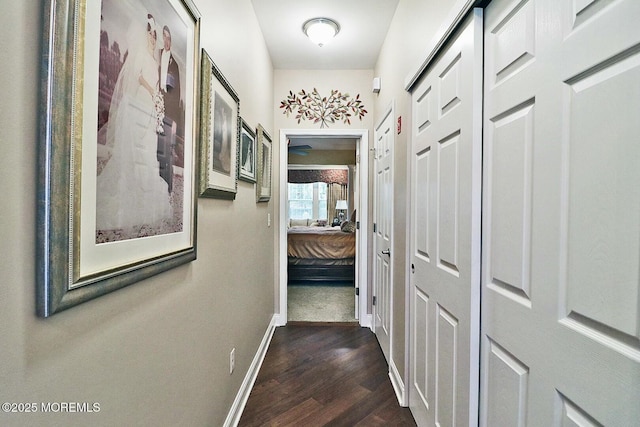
[96, 15, 172, 235]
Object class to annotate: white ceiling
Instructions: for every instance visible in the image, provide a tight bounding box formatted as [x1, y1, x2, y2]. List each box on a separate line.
[251, 0, 400, 69]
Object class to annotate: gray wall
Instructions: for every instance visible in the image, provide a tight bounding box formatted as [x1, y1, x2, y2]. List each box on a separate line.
[0, 1, 274, 426]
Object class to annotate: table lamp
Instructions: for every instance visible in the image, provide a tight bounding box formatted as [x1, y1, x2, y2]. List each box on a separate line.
[335, 200, 348, 223]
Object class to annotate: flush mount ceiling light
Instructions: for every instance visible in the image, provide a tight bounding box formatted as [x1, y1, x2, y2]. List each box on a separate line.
[302, 17, 340, 47]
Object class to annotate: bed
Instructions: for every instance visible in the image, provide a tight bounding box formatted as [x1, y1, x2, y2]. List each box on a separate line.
[287, 222, 356, 284]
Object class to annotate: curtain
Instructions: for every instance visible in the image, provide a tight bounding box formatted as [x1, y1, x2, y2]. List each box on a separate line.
[328, 183, 348, 222]
[288, 169, 348, 185]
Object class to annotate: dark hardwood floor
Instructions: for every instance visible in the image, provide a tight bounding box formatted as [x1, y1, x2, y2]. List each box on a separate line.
[238, 324, 416, 426]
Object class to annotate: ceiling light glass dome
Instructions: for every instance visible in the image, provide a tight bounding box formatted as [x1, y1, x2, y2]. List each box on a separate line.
[302, 18, 340, 47]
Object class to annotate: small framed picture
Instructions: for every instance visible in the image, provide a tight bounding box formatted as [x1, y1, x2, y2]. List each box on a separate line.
[199, 49, 239, 199]
[238, 119, 257, 183]
[256, 124, 272, 202]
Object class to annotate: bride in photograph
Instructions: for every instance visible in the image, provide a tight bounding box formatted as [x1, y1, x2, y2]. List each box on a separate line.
[96, 13, 172, 236]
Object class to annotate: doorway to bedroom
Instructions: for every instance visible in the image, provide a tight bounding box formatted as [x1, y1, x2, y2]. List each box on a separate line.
[278, 129, 370, 327]
[287, 165, 355, 322]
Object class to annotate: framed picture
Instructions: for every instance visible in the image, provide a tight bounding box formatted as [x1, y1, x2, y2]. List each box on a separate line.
[256, 124, 272, 202]
[199, 49, 239, 199]
[37, 0, 201, 317]
[238, 119, 257, 183]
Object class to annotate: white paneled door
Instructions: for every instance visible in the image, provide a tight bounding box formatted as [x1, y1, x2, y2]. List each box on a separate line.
[373, 106, 394, 363]
[409, 11, 483, 426]
[481, 0, 640, 425]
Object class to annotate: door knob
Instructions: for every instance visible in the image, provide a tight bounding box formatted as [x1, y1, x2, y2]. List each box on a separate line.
[381, 249, 390, 256]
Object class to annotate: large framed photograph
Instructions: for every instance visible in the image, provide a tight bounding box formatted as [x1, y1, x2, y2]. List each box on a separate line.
[256, 124, 272, 202]
[238, 118, 257, 183]
[199, 49, 239, 199]
[37, 0, 201, 317]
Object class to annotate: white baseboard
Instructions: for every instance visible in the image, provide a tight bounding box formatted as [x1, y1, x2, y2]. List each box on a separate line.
[274, 312, 286, 327]
[360, 313, 373, 329]
[224, 315, 277, 427]
[389, 357, 407, 407]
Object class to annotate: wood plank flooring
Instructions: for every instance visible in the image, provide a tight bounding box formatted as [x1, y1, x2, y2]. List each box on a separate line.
[238, 324, 416, 426]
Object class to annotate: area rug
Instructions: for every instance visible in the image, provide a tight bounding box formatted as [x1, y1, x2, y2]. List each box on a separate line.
[287, 285, 357, 322]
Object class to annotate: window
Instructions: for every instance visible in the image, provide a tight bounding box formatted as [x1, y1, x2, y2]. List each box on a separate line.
[288, 182, 328, 220]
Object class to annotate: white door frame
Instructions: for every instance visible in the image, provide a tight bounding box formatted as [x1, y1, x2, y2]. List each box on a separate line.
[276, 128, 370, 327]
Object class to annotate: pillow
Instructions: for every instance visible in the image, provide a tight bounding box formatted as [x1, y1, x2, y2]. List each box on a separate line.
[290, 219, 308, 227]
[340, 221, 356, 233]
[317, 220, 327, 227]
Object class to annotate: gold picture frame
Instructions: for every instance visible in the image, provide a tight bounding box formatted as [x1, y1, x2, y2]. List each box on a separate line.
[198, 49, 240, 199]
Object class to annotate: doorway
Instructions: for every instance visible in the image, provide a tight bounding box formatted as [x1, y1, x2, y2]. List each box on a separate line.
[277, 129, 370, 327]
[287, 164, 355, 322]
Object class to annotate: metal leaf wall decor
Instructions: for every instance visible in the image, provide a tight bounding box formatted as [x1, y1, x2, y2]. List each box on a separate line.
[280, 88, 367, 128]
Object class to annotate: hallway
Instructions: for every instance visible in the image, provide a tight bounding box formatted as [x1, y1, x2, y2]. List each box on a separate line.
[238, 325, 415, 426]
[4, 1, 637, 425]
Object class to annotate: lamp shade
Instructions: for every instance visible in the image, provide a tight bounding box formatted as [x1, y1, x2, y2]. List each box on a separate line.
[335, 200, 348, 210]
[303, 18, 340, 47]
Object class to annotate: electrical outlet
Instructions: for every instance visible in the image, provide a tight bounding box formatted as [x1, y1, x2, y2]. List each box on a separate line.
[230, 348, 235, 374]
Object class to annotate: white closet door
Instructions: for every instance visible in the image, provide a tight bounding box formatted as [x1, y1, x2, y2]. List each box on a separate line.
[481, 0, 640, 425]
[409, 11, 483, 426]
